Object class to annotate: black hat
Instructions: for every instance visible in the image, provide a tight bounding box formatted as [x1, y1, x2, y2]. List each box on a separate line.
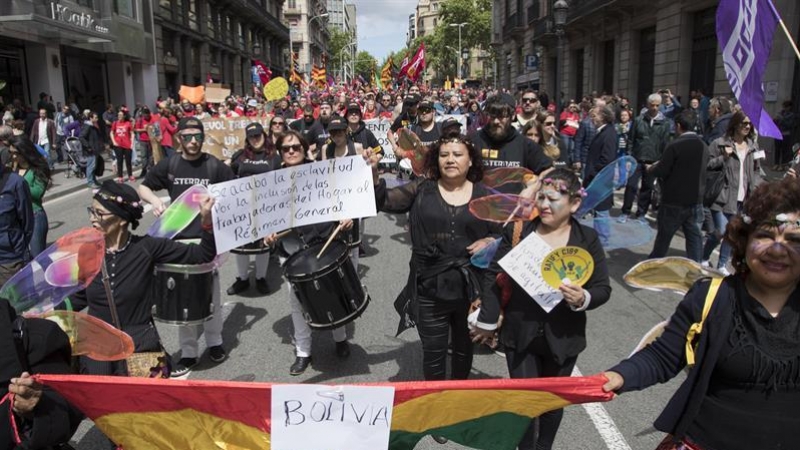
[346, 102, 362, 115]
[94, 180, 145, 230]
[485, 93, 517, 111]
[418, 100, 433, 110]
[245, 122, 264, 137]
[177, 116, 204, 133]
[327, 116, 347, 131]
[441, 117, 463, 131]
[404, 93, 421, 105]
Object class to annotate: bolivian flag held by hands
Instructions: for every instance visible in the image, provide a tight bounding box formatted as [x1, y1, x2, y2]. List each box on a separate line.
[38, 374, 612, 450]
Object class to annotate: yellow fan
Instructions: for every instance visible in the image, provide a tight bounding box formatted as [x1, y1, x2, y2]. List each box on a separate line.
[263, 77, 288, 101]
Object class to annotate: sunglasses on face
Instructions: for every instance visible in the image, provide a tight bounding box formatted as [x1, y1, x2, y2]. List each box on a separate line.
[419, 108, 433, 114]
[281, 144, 303, 153]
[272, 121, 285, 126]
[741, 122, 752, 127]
[522, 98, 538, 103]
[544, 121, 556, 126]
[181, 133, 204, 143]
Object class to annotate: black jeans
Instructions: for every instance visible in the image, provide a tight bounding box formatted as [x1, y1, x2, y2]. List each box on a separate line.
[621, 162, 657, 217]
[649, 203, 704, 262]
[115, 146, 133, 177]
[506, 336, 578, 450]
[416, 295, 473, 381]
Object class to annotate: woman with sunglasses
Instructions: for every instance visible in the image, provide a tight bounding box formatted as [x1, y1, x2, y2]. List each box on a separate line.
[537, 110, 569, 169]
[702, 111, 764, 275]
[8, 136, 50, 257]
[602, 177, 800, 450]
[370, 136, 500, 384]
[226, 121, 284, 296]
[473, 168, 611, 450]
[263, 130, 354, 376]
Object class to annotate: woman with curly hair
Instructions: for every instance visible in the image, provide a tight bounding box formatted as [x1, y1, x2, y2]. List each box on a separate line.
[602, 177, 800, 450]
[8, 136, 50, 257]
[370, 136, 502, 382]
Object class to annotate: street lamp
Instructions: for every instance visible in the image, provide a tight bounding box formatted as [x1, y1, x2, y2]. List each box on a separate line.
[308, 13, 329, 69]
[449, 22, 468, 79]
[553, 0, 569, 119]
[342, 41, 357, 83]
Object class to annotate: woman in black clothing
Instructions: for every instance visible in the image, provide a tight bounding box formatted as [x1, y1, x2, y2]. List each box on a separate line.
[226, 121, 284, 296]
[602, 178, 800, 450]
[371, 135, 501, 381]
[70, 180, 217, 377]
[263, 130, 353, 376]
[474, 168, 611, 450]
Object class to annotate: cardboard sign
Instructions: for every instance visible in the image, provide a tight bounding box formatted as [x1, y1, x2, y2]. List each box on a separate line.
[178, 85, 205, 104]
[498, 232, 564, 312]
[204, 85, 231, 103]
[208, 155, 377, 254]
[200, 116, 271, 160]
[271, 384, 395, 450]
[368, 114, 466, 164]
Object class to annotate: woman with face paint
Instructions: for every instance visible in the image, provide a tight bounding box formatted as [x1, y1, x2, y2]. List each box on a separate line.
[473, 168, 611, 450]
[602, 177, 800, 450]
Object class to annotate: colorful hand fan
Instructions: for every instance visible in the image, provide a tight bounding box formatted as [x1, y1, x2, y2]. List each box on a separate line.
[469, 194, 539, 223]
[40, 310, 134, 361]
[623, 257, 724, 295]
[576, 155, 637, 217]
[470, 237, 502, 268]
[482, 167, 537, 189]
[147, 184, 209, 239]
[0, 228, 104, 315]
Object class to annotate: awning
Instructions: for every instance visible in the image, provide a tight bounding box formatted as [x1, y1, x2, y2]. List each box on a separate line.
[0, 13, 114, 44]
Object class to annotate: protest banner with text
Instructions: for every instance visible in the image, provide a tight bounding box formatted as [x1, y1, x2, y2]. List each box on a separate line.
[209, 155, 376, 254]
[201, 116, 272, 160]
[368, 114, 466, 164]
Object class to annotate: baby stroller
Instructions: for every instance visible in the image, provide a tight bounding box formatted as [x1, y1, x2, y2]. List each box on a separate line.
[63, 137, 87, 178]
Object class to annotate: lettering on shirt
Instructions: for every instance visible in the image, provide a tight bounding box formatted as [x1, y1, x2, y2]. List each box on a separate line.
[171, 177, 210, 186]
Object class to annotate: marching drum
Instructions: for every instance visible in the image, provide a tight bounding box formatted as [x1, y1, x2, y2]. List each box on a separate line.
[284, 239, 369, 330]
[346, 219, 361, 248]
[151, 240, 225, 325]
[230, 240, 271, 255]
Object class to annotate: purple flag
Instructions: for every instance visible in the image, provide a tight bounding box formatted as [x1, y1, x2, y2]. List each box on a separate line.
[716, 0, 782, 139]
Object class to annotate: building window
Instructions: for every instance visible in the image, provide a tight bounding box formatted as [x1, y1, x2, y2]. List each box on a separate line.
[207, 7, 217, 39]
[225, 16, 232, 45]
[288, 0, 296, 9]
[159, 0, 172, 19]
[188, 0, 198, 31]
[432, 2, 439, 11]
[114, 0, 135, 18]
[76, 0, 94, 8]
[238, 23, 244, 49]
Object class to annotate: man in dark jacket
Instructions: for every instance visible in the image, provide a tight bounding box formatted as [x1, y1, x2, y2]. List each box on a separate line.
[647, 110, 708, 261]
[0, 165, 33, 287]
[471, 93, 552, 194]
[1, 298, 83, 450]
[619, 93, 671, 222]
[704, 96, 732, 144]
[345, 102, 383, 157]
[79, 112, 105, 188]
[583, 105, 618, 246]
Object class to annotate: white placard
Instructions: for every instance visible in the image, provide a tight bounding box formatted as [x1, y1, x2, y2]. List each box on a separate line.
[271, 384, 395, 450]
[498, 232, 564, 312]
[208, 155, 376, 254]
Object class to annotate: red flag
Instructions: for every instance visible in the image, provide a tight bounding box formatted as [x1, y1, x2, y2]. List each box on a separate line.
[251, 59, 272, 86]
[397, 51, 411, 79]
[405, 43, 426, 83]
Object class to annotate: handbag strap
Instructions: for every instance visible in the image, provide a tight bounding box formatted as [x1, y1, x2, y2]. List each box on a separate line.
[685, 277, 723, 366]
[100, 258, 122, 330]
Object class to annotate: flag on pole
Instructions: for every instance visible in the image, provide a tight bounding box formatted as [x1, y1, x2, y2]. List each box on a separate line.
[289, 52, 305, 87]
[38, 374, 613, 450]
[716, 0, 782, 139]
[380, 56, 395, 89]
[397, 51, 411, 80]
[405, 43, 426, 83]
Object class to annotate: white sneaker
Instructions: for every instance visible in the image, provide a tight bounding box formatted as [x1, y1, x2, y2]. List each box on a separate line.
[718, 267, 731, 277]
[701, 260, 710, 268]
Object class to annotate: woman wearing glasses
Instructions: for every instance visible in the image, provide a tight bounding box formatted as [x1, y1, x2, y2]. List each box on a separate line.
[263, 130, 354, 376]
[702, 111, 764, 275]
[536, 110, 569, 168]
[226, 121, 284, 296]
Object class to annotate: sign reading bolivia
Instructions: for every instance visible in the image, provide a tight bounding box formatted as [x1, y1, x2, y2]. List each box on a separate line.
[37, 374, 613, 450]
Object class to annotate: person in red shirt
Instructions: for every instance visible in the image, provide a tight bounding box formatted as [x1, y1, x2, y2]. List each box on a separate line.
[559, 101, 581, 165]
[110, 109, 134, 182]
[133, 106, 160, 177]
[158, 108, 178, 158]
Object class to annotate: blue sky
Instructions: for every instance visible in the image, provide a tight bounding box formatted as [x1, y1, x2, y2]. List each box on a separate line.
[351, 0, 417, 61]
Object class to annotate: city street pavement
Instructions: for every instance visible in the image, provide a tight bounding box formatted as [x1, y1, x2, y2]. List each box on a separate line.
[39, 180, 731, 450]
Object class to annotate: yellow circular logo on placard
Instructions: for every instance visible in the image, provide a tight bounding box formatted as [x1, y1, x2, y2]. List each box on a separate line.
[540, 246, 594, 289]
[263, 77, 289, 101]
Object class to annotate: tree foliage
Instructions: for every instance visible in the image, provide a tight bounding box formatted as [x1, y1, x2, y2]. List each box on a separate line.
[353, 50, 378, 79]
[328, 27, 355, 75]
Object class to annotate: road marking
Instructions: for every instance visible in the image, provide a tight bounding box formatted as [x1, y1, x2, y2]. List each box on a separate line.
[572, 366, 632, 450]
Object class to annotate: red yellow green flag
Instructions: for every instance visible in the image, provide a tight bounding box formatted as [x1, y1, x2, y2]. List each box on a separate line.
[38, 374, 612, 450]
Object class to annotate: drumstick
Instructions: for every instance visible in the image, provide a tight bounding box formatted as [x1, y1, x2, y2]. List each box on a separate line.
[502, 204, 521, 228]
[275, 230, 292, 239]
[317, 223, 344, 259]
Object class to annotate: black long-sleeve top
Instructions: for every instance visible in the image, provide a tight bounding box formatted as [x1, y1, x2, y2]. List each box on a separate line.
[478, 217, 611, 364]
[375, 178, 501, 301]
[70, 232, 217, 351]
